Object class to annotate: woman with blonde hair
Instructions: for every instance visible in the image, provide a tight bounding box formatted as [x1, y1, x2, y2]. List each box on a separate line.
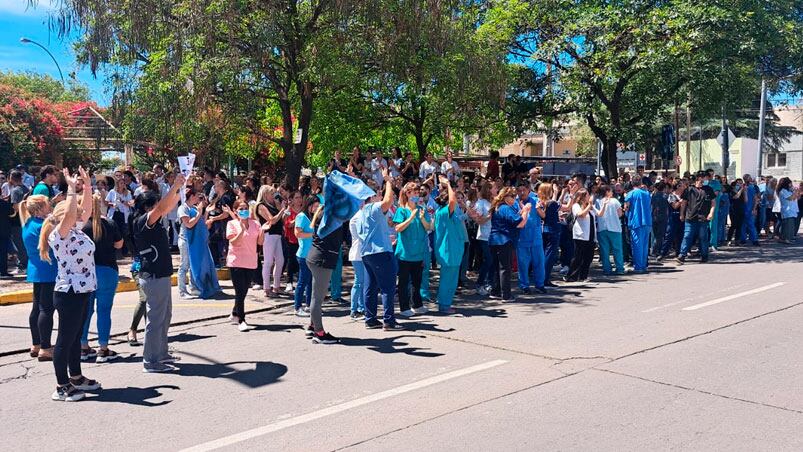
[256, 184, 287, 297]
[41, 167, 101, 402]
[488, 186, 530, 301]
[21, 195, 57, 361]
[79, 194, 124, 363]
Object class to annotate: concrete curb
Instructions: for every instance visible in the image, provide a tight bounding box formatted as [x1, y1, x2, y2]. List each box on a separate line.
[0, 268, 231, 306]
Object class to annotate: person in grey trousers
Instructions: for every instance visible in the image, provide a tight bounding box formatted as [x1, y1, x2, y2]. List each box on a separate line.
[304, 204, 342, 344]
[132, 173, 186, 373]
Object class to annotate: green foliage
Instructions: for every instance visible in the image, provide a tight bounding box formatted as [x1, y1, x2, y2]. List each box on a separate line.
[0, 71, 90, 103]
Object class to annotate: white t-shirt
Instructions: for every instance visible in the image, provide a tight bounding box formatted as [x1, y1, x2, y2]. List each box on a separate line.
[572, 203, 593, 241]
[106, 190, 132, 221]
[370, 158, 387, 185]
[595, 198, 622, 233]
[348, 209, 364, 262]
[419, 161, 438, 179]
[441, 160, 460, 181]
[473, 198, 492, 241]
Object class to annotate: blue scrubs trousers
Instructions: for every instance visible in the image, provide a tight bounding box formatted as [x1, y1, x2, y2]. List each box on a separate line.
[516, 241, 545, 289]
[629, 225, 651, 272]
[437, 265, 460, 311]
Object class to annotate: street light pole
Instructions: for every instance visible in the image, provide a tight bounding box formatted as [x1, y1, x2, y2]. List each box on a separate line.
[19, 37, 65, 84]
[756, 78, 768, 177]
[721, 106, 730, 176]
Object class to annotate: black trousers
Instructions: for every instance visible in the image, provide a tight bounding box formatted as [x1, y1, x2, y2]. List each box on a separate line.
[53, 289, 90, 385]
[30, 282, 55, 348]
[230, 267, 254, 322]
[728, 210, 744, 242]
[397, 260, 424, 311]
[490, 242, 514, 299]
[282, 240, 300, 284]
[567, 239, 595, 282]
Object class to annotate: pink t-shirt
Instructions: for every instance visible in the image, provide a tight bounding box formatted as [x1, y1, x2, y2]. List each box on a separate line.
[226, 219, 260, 269]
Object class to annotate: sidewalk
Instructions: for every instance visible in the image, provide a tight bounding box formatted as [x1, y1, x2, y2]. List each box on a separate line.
[0, 254, 231, 305]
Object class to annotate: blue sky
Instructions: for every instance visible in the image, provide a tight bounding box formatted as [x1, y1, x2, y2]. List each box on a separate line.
[0, 0, 108, 105]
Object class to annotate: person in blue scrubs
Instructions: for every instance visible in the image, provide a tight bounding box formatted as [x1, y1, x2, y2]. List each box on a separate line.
[488, 187, 531, 301]
[624, 178, 652, 273]
[393, 182, 432, 317]
[515, 183, 546, 294]
[357, 168, 401, 330]
[434, 176, 464, 314]
[740, 174, 760, 246]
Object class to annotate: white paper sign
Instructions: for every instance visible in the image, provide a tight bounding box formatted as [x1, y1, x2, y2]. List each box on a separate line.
[177, 152, 196, 203]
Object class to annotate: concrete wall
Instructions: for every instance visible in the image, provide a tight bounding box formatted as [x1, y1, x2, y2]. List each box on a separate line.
[763, 134, 803, 182]
[680, 138, 758, 178]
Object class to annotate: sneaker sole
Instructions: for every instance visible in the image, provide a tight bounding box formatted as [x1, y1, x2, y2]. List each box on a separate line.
[142, 367, 176, 373]
[73, 384, 101, 391]
[52, 393, 85, 402]
[95, 356, 118, 363]
[365, 324, 383, 329]
[312, 339, 339, 344]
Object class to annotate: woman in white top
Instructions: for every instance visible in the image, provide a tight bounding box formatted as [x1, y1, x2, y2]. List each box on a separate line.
[776, 177, 800, 243]
[565, 188, 595, 282]
[348, 206, 366, 319]
[594, 185, 624, 275]
[41, 167, 101, 402]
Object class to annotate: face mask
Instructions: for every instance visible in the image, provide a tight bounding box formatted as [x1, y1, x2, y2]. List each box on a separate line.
[410, 196, 420, 204]
[238, 210, 250, 219]
[703, 180, 709, 186]
[735, 184, 741, 191]
[76, 221, 86, 229]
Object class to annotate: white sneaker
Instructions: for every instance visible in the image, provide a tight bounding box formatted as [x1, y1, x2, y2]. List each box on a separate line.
[228, 314, 239, 325]
[252, 284, 262, 290]
[559, 266, 569, 275]
[295, 309, 310, 317]
[238, 322, 255, 332]
[399, 309, 415, 318]
[180, 293, 198, 300]
[285, 283, 295, 292]
[477, 286, 489, 296]
[413, 306, 429, 315]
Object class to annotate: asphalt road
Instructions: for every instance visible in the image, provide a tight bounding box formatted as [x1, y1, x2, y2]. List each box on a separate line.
[1, 241, 801, 451]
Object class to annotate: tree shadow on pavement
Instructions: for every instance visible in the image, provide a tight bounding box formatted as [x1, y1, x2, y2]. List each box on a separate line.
[175, 360, 288, 388]
[169, 333, 216, 344]
[253, 323, 303, 332]
[398, 320, 455, 333]
[340, 335, 444, 357]
[89, 384, 180, 407]
[704, 241, 803, 265]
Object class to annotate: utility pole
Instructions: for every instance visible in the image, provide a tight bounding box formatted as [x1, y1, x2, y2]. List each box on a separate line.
[685, 103, 691, 176]
[721, 107, 730, 176]
[673, 100, 680, 174]
[756, 78, 767, 176]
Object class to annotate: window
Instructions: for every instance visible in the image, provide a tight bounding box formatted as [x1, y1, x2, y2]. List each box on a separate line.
[767, 153, 787, 168]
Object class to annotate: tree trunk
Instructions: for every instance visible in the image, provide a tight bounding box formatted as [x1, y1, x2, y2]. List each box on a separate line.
[602, 137, 619, 179]
[284, 83, 315, 189]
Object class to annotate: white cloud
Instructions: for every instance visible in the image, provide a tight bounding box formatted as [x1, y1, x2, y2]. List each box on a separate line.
[0, 0, 55, 17]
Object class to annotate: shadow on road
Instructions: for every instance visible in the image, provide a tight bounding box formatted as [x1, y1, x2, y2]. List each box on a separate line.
[169, 333, 217, 344]
[253, 323, 303, 332]
[175, 360, 288, 388]
[340, 334, 445, 357]
[89, 384, 180, 407]
[399, 320, 455, 333]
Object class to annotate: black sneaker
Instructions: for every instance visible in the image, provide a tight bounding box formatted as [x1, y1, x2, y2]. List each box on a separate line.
[311, 332, 340, 344]
[544, 282, 558, 288]
[52, 384, 85, 402]
[534, 287, 548, 294]
[676, 256, 686, 264]
[518, 287, 532, 295]
[350, 312, 364, 321]
[69, 376, 101, 391]
[305, 324, 315, 337]
[365, 320, 382, 329]
[383, 322, 404, 331]
[80, 347, 97, 362]
[95, 349, 119, 363]
[159, 355, 181, 364]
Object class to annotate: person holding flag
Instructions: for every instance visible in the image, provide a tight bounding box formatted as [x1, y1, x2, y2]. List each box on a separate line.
[306, 170, 375, 343]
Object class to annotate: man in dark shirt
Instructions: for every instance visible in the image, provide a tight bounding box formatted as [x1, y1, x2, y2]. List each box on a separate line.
[677, 171, 717, 263]
[133, 173, 185, 373]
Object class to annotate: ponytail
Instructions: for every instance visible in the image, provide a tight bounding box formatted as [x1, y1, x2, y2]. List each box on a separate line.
[92, 194, 104, 241]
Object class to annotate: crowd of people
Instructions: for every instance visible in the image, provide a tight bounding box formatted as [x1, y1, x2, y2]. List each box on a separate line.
[1, 148, 802, 402]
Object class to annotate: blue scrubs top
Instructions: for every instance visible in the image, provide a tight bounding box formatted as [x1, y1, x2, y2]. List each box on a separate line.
[23, 218, 57, 283]
[295, 213, 313, 258]
[488, 204, 522, 246]
[625, 188, 652, 229]
[434, 205, 465, 267]
[392, 206, 430, 262]
[358, 202, 394, 257]
[516, 194, 542, 245]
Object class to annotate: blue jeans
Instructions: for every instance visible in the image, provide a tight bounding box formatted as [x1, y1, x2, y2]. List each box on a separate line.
[437, 265, 460, 310]
[542, 230, 560, 284]
[329, 248, 343, 300]
[661, 213, 683, 256]
[516, 242, 545, 289]
[363, 252, 398, 324]
[629, 225, 651, 272]
[294, 257, 312, 310]
[680, 221, 710, 259]
[597, 230, 624, 274]
[740, 212, 758, 243]
[81, 266, 119, 347]
[350, 260, 366, 314]
[476, 240, 492, 288]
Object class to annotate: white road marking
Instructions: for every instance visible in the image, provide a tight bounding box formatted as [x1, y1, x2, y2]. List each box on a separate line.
[642, 283, 751, 313]
[180, 359, 508, 452]
[682, 283, 786, 311]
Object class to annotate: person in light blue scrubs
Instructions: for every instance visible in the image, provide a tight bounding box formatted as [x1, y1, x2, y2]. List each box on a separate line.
[434, 177, 464, 314]
[515, 183, 546, 293]
[624, 179, 652, 273]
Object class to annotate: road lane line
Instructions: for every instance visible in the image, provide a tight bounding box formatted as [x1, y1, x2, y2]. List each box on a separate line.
[180, 359, 508, 452]
[682, 283, 786, 311]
